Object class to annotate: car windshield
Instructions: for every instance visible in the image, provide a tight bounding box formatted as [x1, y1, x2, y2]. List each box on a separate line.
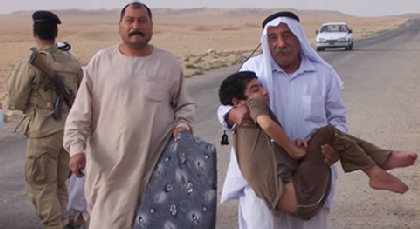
[320, 25, 348, 33]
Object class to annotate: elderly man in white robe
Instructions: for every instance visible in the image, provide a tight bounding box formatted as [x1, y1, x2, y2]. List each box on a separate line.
[63, 2, 195, 229]
[217, 11, 346, 229]
[56, 41, 89, 229]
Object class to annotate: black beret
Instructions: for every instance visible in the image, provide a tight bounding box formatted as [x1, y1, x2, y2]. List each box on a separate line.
[32, 10, 61, 24]
[262, 11, 300, 28]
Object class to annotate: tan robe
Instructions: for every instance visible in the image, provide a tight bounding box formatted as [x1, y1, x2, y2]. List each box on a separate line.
[63, 45, 195, 229]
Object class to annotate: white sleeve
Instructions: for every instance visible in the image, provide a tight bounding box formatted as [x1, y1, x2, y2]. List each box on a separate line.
[217, 105, 237, 131]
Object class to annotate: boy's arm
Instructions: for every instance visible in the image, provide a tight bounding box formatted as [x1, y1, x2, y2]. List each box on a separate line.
[248, 98, 305, 160]
[256, 116, 298, 154]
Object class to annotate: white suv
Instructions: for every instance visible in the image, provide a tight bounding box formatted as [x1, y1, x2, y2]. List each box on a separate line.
[316, 22, 353, 51]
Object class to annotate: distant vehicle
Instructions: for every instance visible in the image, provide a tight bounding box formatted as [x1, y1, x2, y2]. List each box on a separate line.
[315, 22, 353, 51]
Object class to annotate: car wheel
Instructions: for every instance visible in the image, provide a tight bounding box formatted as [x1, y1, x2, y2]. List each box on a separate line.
[317, 47, 324, 52]
[346, 42, 353, 50]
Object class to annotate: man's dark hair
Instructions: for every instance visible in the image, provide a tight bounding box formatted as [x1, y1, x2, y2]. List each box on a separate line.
[120, 2, 152, 21]
[218, 71, 258, 106]
[34, 23, 58, 40]
[32, 10, 60, 41]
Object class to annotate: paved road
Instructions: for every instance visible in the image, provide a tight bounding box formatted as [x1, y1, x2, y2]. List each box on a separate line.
[2, 19, 420, 229]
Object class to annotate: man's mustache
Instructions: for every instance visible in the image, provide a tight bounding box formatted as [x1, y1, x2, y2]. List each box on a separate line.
[274, 47, 292, 55]
[129, 30, 145, 37]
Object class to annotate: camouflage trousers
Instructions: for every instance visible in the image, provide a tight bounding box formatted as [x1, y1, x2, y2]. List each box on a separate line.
[25, 131, 70, 229]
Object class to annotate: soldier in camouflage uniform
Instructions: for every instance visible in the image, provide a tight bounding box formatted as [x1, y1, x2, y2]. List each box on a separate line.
[7, 10, 83, 229]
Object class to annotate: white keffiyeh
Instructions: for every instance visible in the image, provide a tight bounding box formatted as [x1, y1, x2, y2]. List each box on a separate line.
[260, 17, 344, 110]
[57, 41, 76, 56]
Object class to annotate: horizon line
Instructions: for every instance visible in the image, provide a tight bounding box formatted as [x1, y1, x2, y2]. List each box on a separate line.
[1, 7, 419, 18]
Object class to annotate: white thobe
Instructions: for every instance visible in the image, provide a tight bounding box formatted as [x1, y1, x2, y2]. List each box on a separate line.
[0, 109, 3, 134]
[66, 150, 88, 219]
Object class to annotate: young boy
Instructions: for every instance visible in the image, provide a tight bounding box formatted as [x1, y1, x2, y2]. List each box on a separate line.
[218, 71, 417, 220]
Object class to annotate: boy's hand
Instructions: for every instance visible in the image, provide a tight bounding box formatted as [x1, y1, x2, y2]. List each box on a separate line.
[227, 105, 254, 127]
[321, 144, 340, 165]
[293, 138, 308, 151]
[290, 147, 306, 161]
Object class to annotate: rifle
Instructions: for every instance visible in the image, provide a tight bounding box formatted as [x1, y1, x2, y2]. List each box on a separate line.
[28, 49, 76, 120]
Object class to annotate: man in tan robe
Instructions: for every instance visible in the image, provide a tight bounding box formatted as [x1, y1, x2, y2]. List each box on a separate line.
[63, 2, 195, 228]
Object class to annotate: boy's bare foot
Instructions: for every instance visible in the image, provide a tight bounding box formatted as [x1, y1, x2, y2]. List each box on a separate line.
[365, 166, 408, 194]
[382, 151, 417, 170]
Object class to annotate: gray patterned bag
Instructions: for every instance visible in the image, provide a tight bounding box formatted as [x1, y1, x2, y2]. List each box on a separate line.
[133, 131, 217, 229]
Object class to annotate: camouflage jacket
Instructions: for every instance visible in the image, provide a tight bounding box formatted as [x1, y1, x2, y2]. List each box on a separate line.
[7, 44, 83, 137]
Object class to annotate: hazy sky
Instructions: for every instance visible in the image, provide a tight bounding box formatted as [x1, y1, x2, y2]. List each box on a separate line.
[1, 0, 420, 17]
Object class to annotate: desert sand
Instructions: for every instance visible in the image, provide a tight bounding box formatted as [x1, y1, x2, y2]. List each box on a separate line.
[0, 8, 413, 113]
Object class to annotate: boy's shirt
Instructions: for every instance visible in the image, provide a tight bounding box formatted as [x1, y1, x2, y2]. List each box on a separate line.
[232, 97, 297, 207]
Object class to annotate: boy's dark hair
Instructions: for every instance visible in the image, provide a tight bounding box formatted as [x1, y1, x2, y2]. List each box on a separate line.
[218, 71, 258, 106]
[120, 2, 153, 21]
